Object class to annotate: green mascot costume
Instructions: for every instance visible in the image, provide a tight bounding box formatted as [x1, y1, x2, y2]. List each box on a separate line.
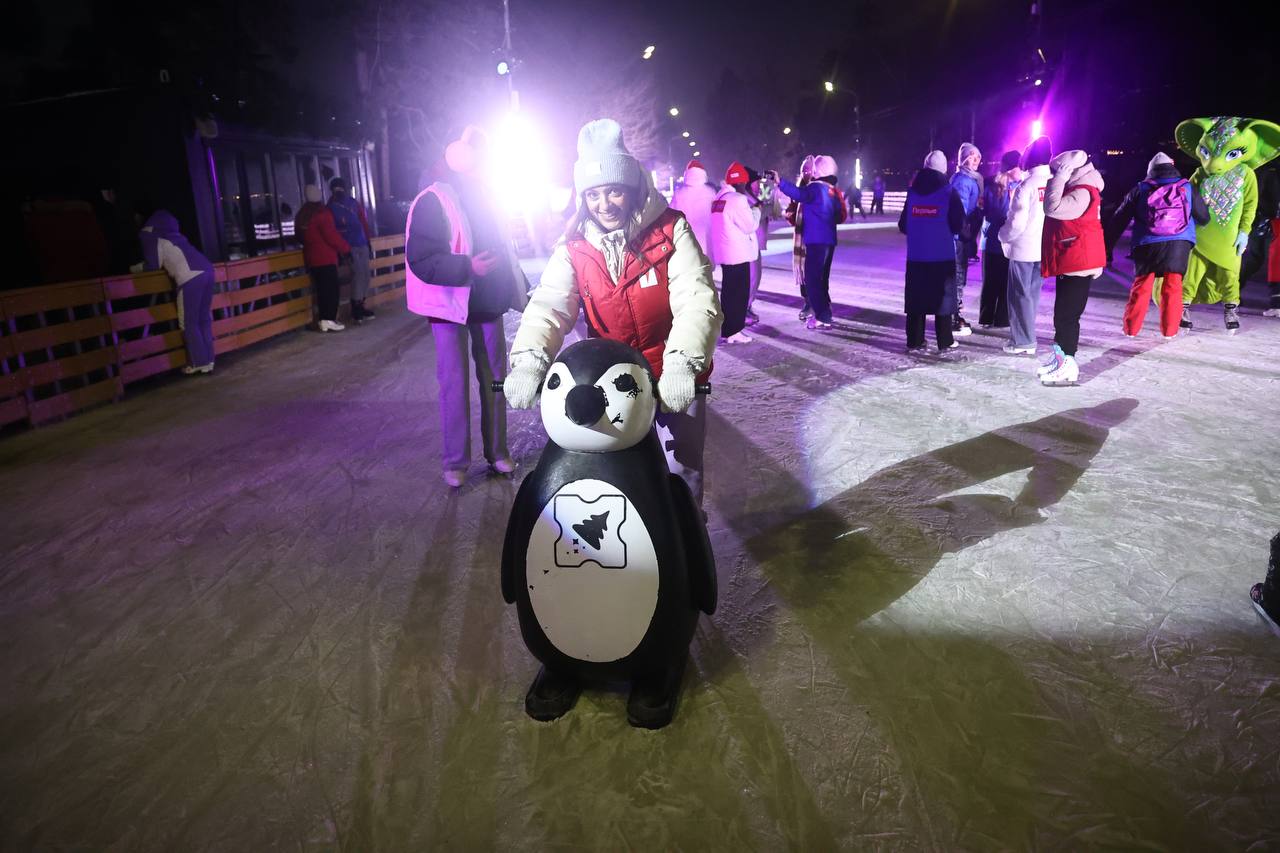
[1174, 116, 1280, 333]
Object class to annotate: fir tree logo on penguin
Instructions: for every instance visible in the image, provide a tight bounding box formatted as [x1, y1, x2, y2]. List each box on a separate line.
[500, 339, 716, 729]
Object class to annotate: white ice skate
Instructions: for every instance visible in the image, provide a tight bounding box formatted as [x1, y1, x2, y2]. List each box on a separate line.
[1035, 344, 1065, 376]
[1040, 354, 1078, 386]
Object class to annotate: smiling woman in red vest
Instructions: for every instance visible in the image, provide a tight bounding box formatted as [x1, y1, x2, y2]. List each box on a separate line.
[1038, 149, 1106, 386]
[504, 119, 723, 505]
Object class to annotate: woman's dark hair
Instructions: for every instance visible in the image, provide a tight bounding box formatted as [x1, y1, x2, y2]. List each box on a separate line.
[1021, 136, 1053, 170]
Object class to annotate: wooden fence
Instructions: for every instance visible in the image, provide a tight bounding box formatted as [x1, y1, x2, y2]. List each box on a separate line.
[0, 234, 406, 429]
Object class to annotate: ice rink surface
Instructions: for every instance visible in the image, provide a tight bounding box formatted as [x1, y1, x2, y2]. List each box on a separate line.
[2, 227, 1278, 850]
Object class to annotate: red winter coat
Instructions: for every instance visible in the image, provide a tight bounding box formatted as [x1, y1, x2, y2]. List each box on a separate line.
[565, 208, 711, 381]
[1269, 219, 1280, 283]
[295, 202, 350, 268]
[1042, 185, 1105, 277]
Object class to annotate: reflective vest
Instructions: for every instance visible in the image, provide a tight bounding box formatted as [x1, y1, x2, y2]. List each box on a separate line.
[565, 209, 710, 381]
[1042, 184, 1105, 276]
[905, 184, 956, 262]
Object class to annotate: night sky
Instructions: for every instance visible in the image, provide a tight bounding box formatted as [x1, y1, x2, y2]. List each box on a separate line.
[4, 0, 1278, 194]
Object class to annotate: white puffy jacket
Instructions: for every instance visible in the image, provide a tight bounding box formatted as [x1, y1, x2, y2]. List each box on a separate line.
[670, 166, 718, 263]
[709, 185, 760, 266]
[998, 164, 1051, 263]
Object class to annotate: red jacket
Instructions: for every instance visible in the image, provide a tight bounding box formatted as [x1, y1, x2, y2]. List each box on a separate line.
[565, 209, 710, 381]
[1042, 185, 1105, 277]
[295, 202, 350, 268]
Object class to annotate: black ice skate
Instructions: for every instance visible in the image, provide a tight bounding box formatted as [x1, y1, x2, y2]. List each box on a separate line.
[1249, 532, 1280, 639]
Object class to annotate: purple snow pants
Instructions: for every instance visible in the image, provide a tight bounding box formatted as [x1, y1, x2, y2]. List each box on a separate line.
[177, 271, 216, 368]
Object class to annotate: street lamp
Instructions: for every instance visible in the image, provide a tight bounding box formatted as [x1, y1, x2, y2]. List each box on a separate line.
[669, 106, 679, 117]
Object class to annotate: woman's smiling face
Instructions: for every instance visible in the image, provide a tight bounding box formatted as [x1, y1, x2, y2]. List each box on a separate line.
[584, 184, 634, 231]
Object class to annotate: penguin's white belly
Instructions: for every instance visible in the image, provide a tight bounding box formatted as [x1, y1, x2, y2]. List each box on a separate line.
[526, 478, 660, 662]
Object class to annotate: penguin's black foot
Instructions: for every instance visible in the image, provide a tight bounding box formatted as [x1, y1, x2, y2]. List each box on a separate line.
[525, 666, 582, 722]
[626, 658, 687, 730]
[1251, 584, 1280, 639]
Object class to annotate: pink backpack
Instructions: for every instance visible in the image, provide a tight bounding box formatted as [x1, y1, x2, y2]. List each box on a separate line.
[1144, 179, 1191, 236]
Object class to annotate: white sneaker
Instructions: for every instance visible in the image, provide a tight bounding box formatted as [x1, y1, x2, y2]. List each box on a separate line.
[318, 319, 346, 332]
[443, 469, 466, 488]
[181, 363, 214, 375]
[1036, 345, 1065, 376]
[1040, 355, 1079, 386]
[1002, 342, 1036, 355]
[1264, 308, 1280, 318]
[724, 331, 753, 344]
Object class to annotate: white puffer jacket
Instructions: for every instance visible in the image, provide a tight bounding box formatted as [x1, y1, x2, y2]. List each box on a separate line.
[709, 185, 760, 266]
[670, 166, 718, 263]
[998, 164, 1051, 262]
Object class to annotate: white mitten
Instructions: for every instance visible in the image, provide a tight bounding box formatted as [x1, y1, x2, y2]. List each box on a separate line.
[1235, 231, 1249, 256]
[657, 358, 697, 414]
[503, 351, 550, 409]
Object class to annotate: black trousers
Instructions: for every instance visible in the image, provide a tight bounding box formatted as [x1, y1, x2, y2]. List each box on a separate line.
[720, 262, 751, 337]
[1053, 274, 1093, 356]
[906, 314, 956, 349]
[979, 245, 1010, 326]
[804, 244, 836, 322]
[310, 264, 339, 321]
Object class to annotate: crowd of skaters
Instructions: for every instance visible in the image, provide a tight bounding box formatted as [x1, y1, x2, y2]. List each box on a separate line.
[673, 135, 1278, 388]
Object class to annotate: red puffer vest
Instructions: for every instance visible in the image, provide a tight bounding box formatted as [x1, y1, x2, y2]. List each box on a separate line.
[565, 208, 710, 381]
[1042, 184, 1105, 277]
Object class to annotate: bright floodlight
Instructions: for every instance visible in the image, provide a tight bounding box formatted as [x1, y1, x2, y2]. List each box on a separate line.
[688, 140, 696, 147]
[669, 106, 679, 117]
[496, 60, 510, 76]
[642, 45, 655, 59]
[783, 126, 792, 135]
[681, 131, 690, 138]
[1031, 119, 1043, 139]
[823, 81, 835, 93]
[1034, 78, 1043, 86]
[693, 151, 700, 157]
[492, 111, 552, 215]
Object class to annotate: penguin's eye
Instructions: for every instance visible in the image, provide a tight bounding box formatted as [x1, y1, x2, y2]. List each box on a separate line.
[546, 373, 561, 390]
[612, 374, 640, 398]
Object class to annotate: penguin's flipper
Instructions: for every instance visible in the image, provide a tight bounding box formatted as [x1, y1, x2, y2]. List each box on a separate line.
[669, 473, 717, 615]
[501, 475, 536, 604]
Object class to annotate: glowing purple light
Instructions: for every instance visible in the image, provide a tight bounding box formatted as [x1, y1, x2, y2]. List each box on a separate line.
[1031, 119, 1043, 140]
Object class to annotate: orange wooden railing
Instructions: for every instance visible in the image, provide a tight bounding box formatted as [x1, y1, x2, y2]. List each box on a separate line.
[0, 233, 406, 429]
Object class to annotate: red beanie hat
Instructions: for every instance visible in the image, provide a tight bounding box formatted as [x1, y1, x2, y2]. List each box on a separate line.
[725, 161, 750, 185]
[686, 159, 705, 171]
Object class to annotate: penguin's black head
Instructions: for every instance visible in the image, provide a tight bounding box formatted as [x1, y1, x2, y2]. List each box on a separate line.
[540, 339, 657, 452]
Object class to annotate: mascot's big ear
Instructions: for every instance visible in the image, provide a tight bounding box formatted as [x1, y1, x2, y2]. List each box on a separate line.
[1175, 118, 1214, 158]
[1243, 119, 1280, 169]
